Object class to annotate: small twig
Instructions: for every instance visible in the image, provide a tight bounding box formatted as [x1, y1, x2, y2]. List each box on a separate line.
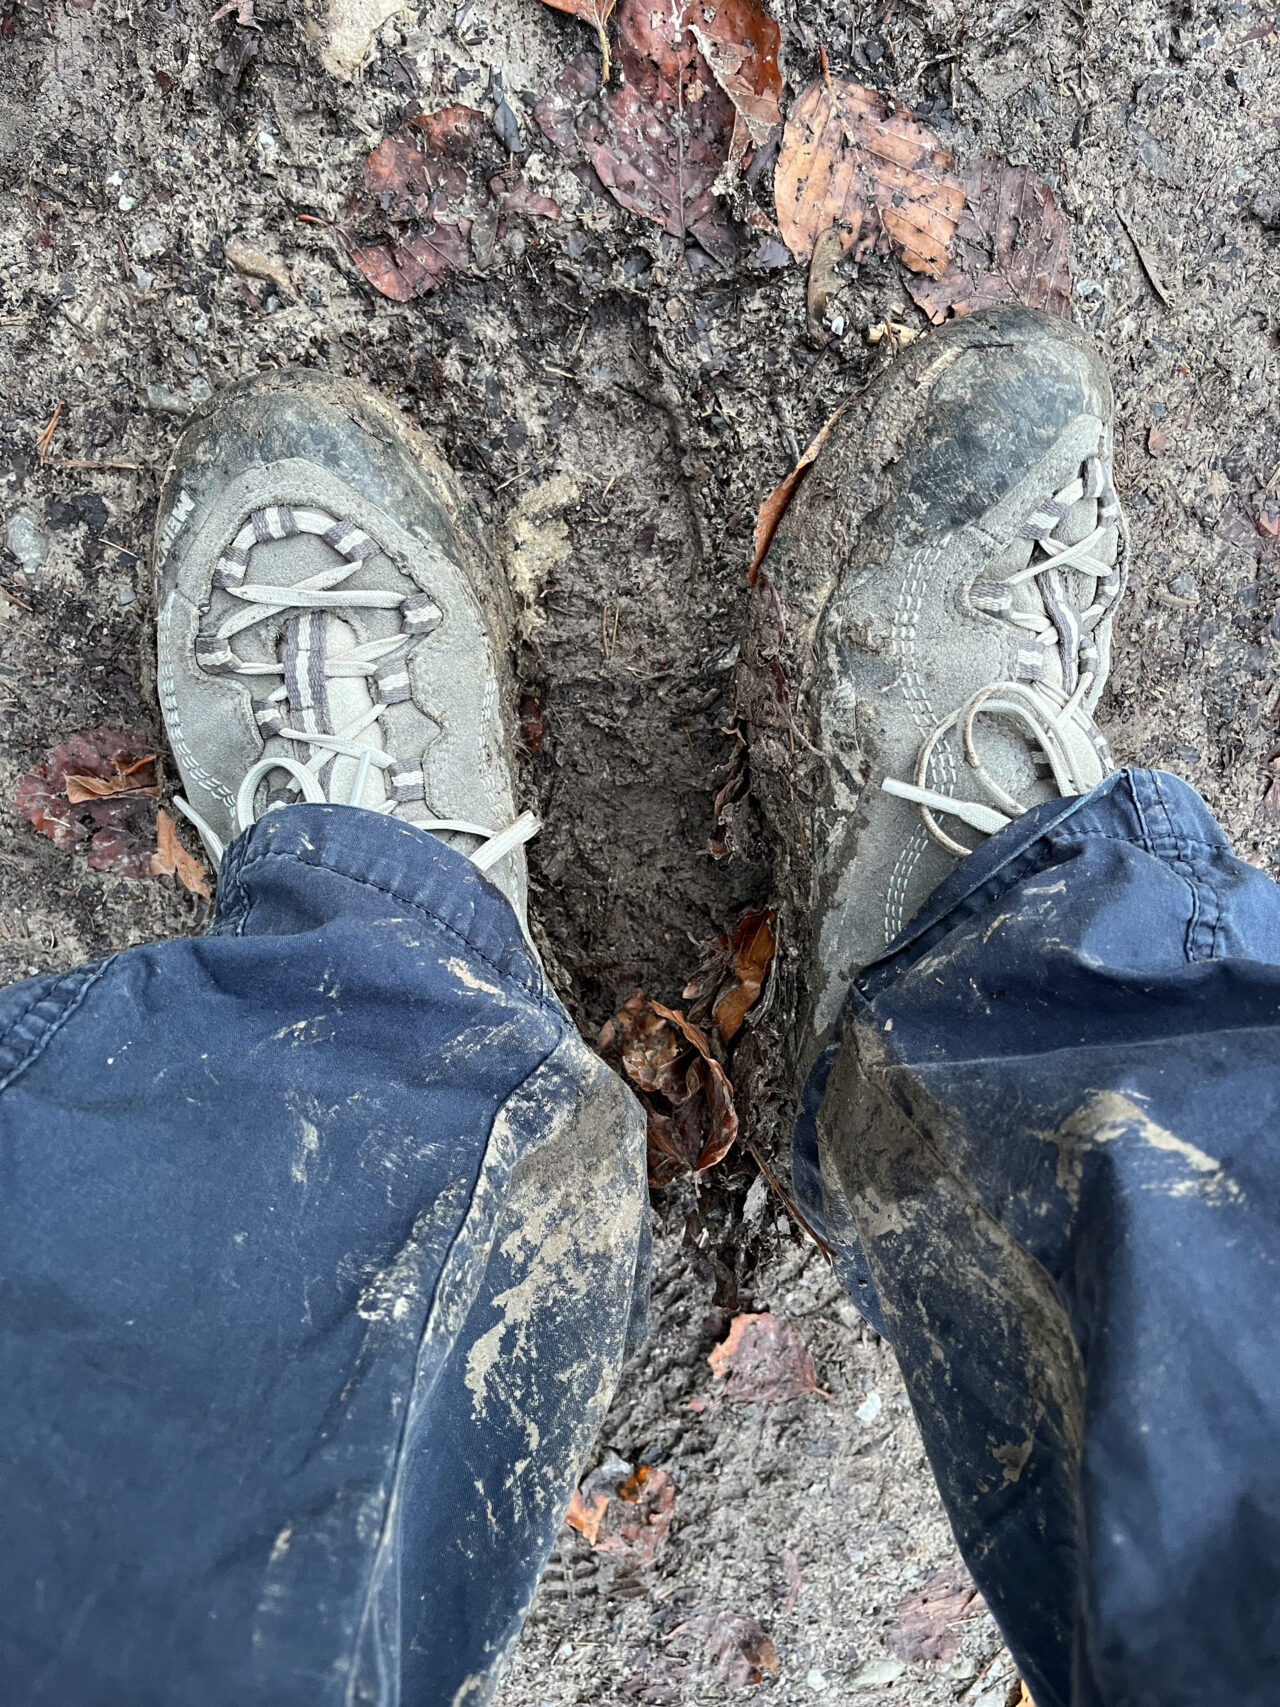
[46, 456, 143, 471]
[35, 400, 63, 465]
[1115, 205, 1174, 308]
[296, 212, 330, 226]
[0, 583, 34, 612]
[743, 1134, 837, 1261]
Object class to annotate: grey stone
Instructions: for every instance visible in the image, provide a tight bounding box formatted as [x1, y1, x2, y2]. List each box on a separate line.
[4, 512, 50, 573]
[146, 383, 194, 417]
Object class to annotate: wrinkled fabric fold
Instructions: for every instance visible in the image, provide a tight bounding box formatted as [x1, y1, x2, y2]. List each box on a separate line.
[810, 768, 1280, 1707]
[0, 803, 647, 1707]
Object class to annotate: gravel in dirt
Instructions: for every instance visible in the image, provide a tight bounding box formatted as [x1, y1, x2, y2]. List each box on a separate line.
[1, 0, 1277, 1699]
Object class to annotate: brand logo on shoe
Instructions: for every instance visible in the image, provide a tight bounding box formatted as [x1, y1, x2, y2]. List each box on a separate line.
[157, 489, 195, 565]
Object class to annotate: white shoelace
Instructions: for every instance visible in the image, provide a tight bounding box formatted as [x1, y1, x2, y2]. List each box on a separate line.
[882, 462, 1121, 858]
[180, 506, 540, 870]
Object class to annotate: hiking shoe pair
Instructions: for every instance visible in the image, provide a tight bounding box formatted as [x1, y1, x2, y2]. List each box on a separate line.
[154, 308, 1124, 1035]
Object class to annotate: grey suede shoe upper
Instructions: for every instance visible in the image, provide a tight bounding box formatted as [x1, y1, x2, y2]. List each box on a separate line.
[755, 308, 1127, 1059]
[153, 368, 535, 919]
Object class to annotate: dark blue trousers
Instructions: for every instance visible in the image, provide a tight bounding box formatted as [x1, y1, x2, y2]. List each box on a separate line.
[800, 767, 1280, 1707]
[0, 806, 647, 1706]
[1, 772, 1277, 1704]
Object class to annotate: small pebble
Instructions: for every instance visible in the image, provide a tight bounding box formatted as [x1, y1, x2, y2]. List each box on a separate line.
[851, 1657, 906, 1686]
[806, 1667, 828, 1691]
[742, 1174, 769, 1231]
[145, 383, 193, 417]
[1169, 571, 1198, 599]
[5, 513, 50, 573]
[118, 194, 138, 212]
[857, 1391, 883, 1424]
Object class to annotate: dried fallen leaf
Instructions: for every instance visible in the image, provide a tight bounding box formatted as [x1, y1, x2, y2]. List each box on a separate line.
[565, 1486, 610, 1545]
[16, 728, 161, 879]
[152, 807, 212, 899]
[667, 1609, 780, 1686]
[342, 226, 469, 301]
[534, 0, 738, 262]
[652, 1001, 739, 1169]
[536, 0, 617, 79]
[686, 0, 781, 150]
[905, 154, 1072, 324]
[751, 401, 847, 580]
[600, 990, 739, 1184]
[593, 1465, 675, 1567]
[806, 222, 845, 342]
[775, 71, 963, 274]
[707, 1312, 821, 1403]
[1148, 424, 1171, 455]
[883, 1561, 984, 1664]
[342, 106, 553, 300]
[489, 170, 561, 220]
[711, 907, 776, 1043]
[64, 752, 158, 805]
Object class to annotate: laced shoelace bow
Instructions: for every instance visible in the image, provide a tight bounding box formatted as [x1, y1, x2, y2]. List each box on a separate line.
[178, 504, 539, 868]
[882, 457, 1122, 858]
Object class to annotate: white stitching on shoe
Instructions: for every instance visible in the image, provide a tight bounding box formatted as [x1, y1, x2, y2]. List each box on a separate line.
[884, 544, 957, 946]
[158, 589, 237, 818]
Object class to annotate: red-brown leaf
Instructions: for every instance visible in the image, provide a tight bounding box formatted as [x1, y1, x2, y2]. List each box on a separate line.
[651, 1000, 739, 1169]
[775, 73, 963, 274]
[905, 154, 1072, 323]
[751, 402, 847, 580]
[666, 1610, 780, 1686]
[534, 0, 738, 262]
[686, 0, 781, 149]
[884, 1561, 985, 1664]
[16, 728, 162, 878]
[711, 906, 777, 1042]
[152, 807, 212, 899]
[342, 106, 487, 300]
[342, 225, 470, 301]
[64, 753, 158, 805]
[580, 1465, 675, 1567]
[707, 1312, 821, 1403]
[600, 989, 739, 1183]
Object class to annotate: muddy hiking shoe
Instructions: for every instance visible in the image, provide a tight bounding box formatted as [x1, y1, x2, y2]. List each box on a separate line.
[736, 305, 1127, 1071]
[152, 367, 537, 918]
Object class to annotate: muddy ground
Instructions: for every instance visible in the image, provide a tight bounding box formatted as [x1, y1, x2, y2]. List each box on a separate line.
[1, 0, 1278, 1699]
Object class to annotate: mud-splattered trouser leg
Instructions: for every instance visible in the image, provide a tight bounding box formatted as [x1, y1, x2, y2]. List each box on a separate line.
[0, 804, 647, 1707]
[799, 768, 1280, 1707]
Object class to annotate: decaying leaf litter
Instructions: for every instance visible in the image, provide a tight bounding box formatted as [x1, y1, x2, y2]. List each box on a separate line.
[1, 0, 1278, 1698]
